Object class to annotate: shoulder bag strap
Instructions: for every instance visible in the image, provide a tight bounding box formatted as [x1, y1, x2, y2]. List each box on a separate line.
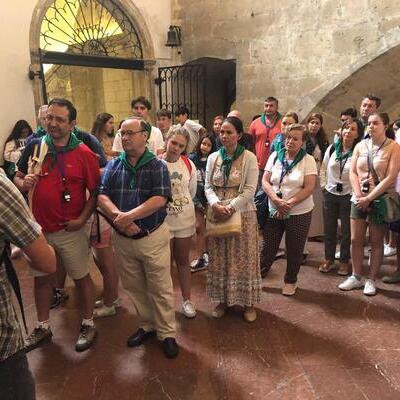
[367, 142, 380, 186]
[1, 242, 28, 334]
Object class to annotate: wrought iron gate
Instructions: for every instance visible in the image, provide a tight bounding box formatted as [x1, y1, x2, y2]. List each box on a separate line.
[156, 64, 206, 125]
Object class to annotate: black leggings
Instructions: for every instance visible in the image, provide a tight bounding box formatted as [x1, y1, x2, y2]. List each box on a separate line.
[261, 211, 312, 283]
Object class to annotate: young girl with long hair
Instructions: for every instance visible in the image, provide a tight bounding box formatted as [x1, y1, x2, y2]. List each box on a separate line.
[189, 133, 217, 271]
[163, 127, 198, 318]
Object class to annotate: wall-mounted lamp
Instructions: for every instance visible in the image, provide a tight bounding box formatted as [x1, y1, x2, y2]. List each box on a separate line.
[165, 25, 182, 48]
[28, 65, 43, 80]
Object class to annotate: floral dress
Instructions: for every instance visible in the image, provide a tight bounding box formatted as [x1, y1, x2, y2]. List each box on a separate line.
[206, 153, 261, 306]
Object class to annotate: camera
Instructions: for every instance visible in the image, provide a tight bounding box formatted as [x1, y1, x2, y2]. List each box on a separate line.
[336, 182, 343, 193]
[361, 182, 370, 194]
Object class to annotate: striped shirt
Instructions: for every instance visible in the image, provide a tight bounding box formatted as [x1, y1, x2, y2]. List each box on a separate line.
[0, 173, 41, 361]
[99, 157, 171, 231]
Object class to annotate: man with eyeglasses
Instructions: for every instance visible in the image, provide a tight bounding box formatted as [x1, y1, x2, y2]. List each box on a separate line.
[112, 96, 165, 156]
[98, 117, 179, 359]
[27, 104, 107, 310]
[14, 98, 100, 353]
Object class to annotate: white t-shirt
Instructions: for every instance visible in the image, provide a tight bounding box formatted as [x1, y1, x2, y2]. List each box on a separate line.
[164, 157, 197, 233]
[112, 126, 165, 155]
[265, 152, 317, 215]
[180, 119, 204, 154]
[320, 144, 353, 196]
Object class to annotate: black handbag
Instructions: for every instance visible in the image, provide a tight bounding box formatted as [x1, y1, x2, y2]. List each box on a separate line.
[254, 153, 278, 228]
[255, 188, 268, 228]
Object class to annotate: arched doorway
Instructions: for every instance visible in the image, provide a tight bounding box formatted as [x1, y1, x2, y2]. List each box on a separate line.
[190, 57, 236, 128]
[29, 0, 155, 131]
[156, 57, 236, 129]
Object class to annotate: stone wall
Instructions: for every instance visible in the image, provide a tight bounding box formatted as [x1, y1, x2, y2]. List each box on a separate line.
[173, 0, 400, 134]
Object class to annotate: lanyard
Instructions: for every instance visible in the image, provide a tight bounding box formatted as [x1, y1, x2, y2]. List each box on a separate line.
[338, 153, 350, 180]
[278, 159, 292, 189]
[54, 149, 67, 186]
[262, 114, 279, 147]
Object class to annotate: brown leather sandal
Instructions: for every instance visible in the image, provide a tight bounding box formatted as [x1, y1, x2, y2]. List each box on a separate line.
[337, 262, 351, 276]
[318, 261, 335, 273]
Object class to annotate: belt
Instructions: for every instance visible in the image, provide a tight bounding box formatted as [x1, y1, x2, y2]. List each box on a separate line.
[96, 209, 163, 240]
[128, 222, 163, 240]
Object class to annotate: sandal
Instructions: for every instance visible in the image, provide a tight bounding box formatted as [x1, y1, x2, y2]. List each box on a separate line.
[337, 262, 351, 276]
[212, 303, 227, 318]
[318, 261, 335, 273]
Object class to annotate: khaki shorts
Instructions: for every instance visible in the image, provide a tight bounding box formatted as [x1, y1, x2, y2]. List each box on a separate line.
[31, 228, 90, 280]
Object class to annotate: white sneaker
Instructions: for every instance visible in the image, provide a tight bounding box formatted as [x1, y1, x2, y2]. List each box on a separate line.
[95, 298, 121, 308]
[94, 304, 116, 318]
[384, 245, 397, 257]
[335, 250, 341, 260]
[338, 275, 364, 291]
[363, 279, 377, 296]
[182, 300, 197, 318]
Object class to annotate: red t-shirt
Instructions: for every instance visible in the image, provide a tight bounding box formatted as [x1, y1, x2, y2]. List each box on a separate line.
[249, 116, 282, 170]
[31, 144, 100, 233]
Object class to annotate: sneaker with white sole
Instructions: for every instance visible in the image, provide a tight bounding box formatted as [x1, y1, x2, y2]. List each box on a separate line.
[191, 257, 206, 273]
[94, 298, 121, 308]
[384, 245, 397, 257]
[75, 324, 97, 352]
[25, 326, 53, 353]
[363, 279, 377, 296]
[182, 300, 197, 318]
[94, 304, 117, 318]
[338, 275, 364, 291]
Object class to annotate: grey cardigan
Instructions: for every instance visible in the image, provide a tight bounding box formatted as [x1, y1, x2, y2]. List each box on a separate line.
[205, 149, 258, 212]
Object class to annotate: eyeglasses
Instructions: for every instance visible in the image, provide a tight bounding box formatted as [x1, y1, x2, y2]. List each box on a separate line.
[120, 130, 145, 137]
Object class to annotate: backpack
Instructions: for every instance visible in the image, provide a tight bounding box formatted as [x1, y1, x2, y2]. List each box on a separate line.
[255, 153, 278, 228]
[181, 155, 192, 175]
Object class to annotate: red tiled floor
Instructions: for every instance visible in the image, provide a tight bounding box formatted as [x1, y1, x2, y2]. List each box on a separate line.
[16, 241, 400, 399]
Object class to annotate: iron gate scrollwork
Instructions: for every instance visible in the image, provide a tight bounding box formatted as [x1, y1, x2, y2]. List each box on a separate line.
[157, 64, 206, 126]
[40, 0, 143, 59]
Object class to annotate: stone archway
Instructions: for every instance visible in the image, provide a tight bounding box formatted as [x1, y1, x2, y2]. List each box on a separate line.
[29, 0, 156, 127]
[309, 44, 400, 137]
[301, 25, 400, 138]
